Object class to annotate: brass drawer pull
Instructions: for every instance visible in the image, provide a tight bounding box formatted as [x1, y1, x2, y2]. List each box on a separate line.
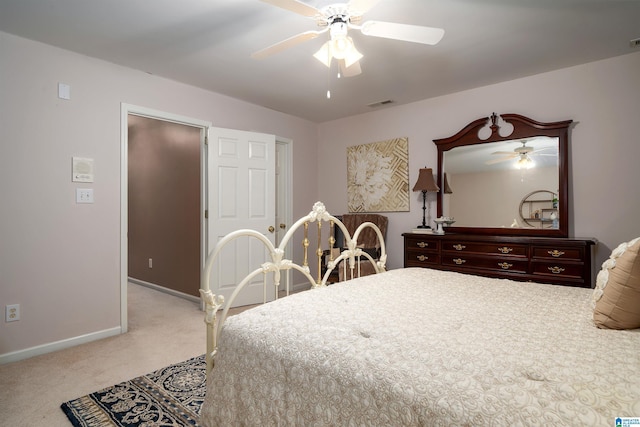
[548, 266, 566, 274]
[548, 250, 565, 258]
[497, 247, 513, 254]
[417, 255, 429, 261]
[453, 244, 466, 251]
[453, 258, 466, 265]
[416, 242, 429, 248]
[498, 262, 513, 270]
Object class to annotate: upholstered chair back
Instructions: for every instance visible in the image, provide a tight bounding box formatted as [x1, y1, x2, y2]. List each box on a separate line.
[341, 213, 388, 250]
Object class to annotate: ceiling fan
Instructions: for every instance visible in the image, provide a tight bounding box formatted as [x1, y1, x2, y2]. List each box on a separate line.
[486, 140, 556, 169]
[252, 0, 445, 77]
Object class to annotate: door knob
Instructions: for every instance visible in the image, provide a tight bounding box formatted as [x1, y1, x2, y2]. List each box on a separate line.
[268, 226, 275, 233]
[279, 223, 286, 229]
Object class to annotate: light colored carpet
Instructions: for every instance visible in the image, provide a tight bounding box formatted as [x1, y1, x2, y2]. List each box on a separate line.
[0, 283, 255, 427]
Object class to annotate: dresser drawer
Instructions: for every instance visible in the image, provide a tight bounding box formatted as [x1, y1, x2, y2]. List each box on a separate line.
[405, 251, 440, 266]
[531, 261, 585, 280]
[441, 254, 528, 274]
[405, 237, 440, 251]
[531, 246, 584, 261]
[442, 241, 528, 257]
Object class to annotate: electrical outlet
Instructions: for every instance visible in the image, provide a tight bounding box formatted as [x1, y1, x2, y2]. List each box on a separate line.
[148, 258, 153, 269]
[6, 304, 20, 322]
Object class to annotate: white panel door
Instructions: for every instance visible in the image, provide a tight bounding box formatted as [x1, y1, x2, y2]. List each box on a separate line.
[207, 127, 276, 307]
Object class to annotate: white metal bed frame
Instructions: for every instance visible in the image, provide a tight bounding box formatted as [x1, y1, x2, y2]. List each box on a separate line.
[200, 201, 387, 373]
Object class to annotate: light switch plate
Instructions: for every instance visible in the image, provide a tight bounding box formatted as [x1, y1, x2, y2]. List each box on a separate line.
[76, 188, 94, 204]
[58, 83, 71, 100]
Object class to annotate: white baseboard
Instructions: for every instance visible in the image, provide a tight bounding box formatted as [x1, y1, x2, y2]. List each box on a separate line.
[0, 326, 122, 365]
[128, 277, 201, 303]
[128, 277, 309, 302]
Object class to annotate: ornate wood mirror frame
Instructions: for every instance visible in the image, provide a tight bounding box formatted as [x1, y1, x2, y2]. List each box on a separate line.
[434, 113, 572, 237]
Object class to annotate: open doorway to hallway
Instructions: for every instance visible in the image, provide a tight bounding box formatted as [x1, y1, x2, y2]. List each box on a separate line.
[120, 104, 292, 331]
[127, 115, 203, 298]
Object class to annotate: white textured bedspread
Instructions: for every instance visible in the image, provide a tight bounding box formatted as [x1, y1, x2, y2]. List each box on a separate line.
[200, 268, 640, 426]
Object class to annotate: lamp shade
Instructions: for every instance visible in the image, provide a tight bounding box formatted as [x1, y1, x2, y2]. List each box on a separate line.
[412, 168, 439, 192]
[313, 41, 332, 67]
[342, 38, 362, 68]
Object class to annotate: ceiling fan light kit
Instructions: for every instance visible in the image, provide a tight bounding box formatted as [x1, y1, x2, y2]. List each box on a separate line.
[255, 0, 444, 77]
[313, 32, 363, 68]
[515, 154, 535, 169]
[485, 138, 559, 170]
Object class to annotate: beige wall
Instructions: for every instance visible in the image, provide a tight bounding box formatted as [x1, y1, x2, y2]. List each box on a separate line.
[0, 31, 318, 360]
[449, 167, 558, 228]
[317, 51, 640, 271]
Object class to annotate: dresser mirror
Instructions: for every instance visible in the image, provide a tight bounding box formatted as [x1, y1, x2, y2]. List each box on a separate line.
[434, 113, 572, 237]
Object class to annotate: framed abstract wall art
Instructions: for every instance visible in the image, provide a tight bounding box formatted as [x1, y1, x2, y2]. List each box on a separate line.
[347, 137, 409, 212]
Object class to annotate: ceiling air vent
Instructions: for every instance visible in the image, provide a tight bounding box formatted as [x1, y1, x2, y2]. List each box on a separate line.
[367, 99, 395, 108]
[630, 38, 640, 48]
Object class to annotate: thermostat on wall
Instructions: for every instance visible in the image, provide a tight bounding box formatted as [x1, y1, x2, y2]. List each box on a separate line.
[72, 157, 94, 183]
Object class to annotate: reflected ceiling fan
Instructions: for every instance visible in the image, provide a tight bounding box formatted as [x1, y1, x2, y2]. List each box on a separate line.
[252, 0, 445, 77]
[486, 140, 556, 169]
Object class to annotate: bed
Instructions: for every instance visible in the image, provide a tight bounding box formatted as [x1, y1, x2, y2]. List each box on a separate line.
[199, 203, 640, 426]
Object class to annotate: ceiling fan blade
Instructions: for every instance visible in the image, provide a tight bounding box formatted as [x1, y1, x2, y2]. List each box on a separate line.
[340, 59, 362, 77]
[485, 156, 515, 165]
[491, 151, 517, 156]
[258, 0, 321, 17]
[531, 147, 556, 154]
[360, 20, 444, 45]
[348, 0, 382, 15]
[252, 30, 324, 59]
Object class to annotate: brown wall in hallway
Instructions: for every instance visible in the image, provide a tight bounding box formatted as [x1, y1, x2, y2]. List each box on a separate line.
[128, 115, 201, 296]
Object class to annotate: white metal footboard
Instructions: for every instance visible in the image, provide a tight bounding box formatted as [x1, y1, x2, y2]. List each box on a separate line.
[199, 201, 387, 373]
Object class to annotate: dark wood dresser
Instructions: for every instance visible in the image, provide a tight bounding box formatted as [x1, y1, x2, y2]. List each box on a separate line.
[403, 233, 597, 288]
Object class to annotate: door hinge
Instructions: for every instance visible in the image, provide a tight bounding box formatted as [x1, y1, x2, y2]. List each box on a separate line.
[204, 210, 208, 219]
[204, 135, 208, 146]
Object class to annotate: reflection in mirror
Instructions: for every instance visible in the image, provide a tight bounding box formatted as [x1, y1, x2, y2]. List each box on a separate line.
[442, 136, 559, 229]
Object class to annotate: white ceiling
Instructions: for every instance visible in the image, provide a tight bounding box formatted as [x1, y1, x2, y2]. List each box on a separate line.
[1, 0, 638, 123]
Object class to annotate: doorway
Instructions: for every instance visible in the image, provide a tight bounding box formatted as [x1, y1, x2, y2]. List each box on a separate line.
[121, 106, 210, 332]
[120, 104, 292, 332]
[127, 115, 202, 297]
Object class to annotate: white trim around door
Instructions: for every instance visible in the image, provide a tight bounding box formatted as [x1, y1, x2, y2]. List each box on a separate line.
[120, 104, 211, 333]
[276, 137, 294, 290]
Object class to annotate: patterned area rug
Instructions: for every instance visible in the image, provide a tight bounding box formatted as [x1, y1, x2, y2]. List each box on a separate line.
[61, 355, 205, 426]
